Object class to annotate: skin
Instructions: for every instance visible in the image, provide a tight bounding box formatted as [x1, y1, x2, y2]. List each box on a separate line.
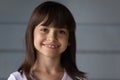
[32, 22, 69, 80]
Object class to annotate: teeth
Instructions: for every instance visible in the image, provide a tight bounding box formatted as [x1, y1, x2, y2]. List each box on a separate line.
[45, 44, 58, 49]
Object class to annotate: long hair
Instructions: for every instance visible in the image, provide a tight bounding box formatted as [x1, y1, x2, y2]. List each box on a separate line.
[18, 1, 86, 80]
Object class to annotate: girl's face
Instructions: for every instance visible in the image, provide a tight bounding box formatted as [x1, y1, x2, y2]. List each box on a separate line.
[33, 23, 69, 58]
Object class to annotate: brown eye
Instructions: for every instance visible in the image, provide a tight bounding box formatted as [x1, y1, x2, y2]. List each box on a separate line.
[40, 28, 48, 33]
[59, 30, 66, 34]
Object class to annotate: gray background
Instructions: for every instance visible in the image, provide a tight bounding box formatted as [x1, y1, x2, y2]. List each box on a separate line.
[0, 0, 120, 80]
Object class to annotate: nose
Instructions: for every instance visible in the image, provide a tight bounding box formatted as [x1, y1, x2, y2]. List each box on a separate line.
[47, 31, 57, 42]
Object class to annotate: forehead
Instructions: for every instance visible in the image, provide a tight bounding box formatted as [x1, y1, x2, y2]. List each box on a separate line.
[37, 20, 68, 29]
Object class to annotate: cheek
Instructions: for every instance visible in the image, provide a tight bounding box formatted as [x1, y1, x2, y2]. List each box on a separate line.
[61, 37, 69, 47]
[34, 35, 38, 49]
[34, 34, 43, 44]
[33, 32, 42, 48]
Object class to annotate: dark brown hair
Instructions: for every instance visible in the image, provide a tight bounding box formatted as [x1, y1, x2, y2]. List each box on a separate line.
[18, 1, 86, 80]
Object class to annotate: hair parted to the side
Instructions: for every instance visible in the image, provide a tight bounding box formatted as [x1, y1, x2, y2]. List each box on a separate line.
[18, 1, 86, 80]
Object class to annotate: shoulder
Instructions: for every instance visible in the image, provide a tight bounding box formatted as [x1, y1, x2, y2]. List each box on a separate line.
[7, 71, 27, 80]
[62, 70, 86, 80]
[62, 70, 72, 80]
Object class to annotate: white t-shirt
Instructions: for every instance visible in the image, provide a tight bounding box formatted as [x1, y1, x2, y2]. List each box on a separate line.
[7, 71, 73, 80]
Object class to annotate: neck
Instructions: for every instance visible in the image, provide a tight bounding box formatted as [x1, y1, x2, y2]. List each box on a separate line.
[32, 53, 63, 73]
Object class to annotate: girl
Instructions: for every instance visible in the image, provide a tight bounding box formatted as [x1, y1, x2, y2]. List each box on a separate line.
[8, 1, 86, 80]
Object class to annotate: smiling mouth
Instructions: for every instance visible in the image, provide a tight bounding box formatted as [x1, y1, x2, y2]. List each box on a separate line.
[43, 44, 59, 49]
